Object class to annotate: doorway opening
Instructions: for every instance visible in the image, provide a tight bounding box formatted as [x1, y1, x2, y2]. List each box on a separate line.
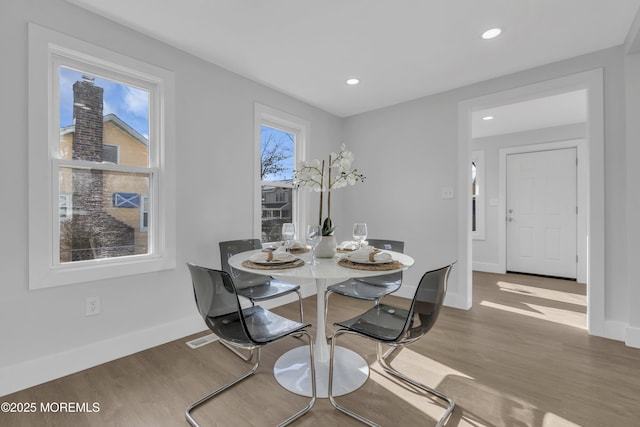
[457, 69, 605, 336]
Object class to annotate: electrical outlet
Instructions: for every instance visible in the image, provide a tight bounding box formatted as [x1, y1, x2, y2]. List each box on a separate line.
[441, 186, 455, 199]
[86, 296, 100, 316]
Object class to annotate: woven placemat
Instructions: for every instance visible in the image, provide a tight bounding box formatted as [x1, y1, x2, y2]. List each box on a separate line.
[242, 258, 305, 270]
[289, 247, 310, 255]
[338, 258, 404, 271]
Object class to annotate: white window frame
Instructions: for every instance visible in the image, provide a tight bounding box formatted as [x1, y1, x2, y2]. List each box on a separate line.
[28, 23, 176, 289]
[254, 103, 308, 242]
[472, 150, 486, 240]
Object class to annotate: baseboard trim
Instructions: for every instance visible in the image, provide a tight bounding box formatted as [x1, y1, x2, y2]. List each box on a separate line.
[472, 262, 504, 274]
[625, 325, 640, 348]
[602, 319, 627, 342]
[0, 314, 204, 397]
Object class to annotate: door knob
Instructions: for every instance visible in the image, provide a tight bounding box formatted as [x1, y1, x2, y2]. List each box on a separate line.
[507, 217, 513, 222]
[508, 209, 514, 213]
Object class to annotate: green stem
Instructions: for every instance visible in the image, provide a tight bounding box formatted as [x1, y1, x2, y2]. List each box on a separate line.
[318, 160, 324, 226]
[327, 157, 332, 222]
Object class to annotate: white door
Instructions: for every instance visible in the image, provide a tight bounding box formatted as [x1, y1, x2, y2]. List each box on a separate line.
[506, 148, 577, 279]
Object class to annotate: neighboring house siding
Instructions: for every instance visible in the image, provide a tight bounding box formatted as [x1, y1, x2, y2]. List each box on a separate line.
[60, 115, 149, 258]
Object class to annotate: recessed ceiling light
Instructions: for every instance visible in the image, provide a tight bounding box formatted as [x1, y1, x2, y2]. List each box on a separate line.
[482, 115, 494, 121]
[481, 28, 502, 40]
[346, 78, 360, 85]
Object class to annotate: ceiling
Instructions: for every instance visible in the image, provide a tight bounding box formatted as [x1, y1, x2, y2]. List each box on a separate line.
[472, 89, 587, 138]
[67, 0, 639, 119]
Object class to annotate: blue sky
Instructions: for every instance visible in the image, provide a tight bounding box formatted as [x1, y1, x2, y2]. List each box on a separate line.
[60, 67, 149, 139]
[261, 125, 294, 181]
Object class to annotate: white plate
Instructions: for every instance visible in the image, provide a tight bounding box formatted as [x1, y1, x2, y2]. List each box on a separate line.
[250, 257, 299, 265]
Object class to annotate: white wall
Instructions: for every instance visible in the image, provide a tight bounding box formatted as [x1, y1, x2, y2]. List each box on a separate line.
[340, 94, 461, 303]
[472, 123, 587, 270]
[0, 0, 341, 396]
[625, 51, 640, 347]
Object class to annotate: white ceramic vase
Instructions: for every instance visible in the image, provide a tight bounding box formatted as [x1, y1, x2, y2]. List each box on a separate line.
[314, 235, 337, 258]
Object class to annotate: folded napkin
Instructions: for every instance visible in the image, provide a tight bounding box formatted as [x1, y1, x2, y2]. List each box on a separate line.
[346, 246, 393, 263]
[338, 241, 361, 251]
[287, 240, 307, 250]
[250, 246, 298, 263]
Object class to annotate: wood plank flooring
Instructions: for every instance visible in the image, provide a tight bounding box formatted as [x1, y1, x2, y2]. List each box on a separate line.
[2, 272, 640, 426]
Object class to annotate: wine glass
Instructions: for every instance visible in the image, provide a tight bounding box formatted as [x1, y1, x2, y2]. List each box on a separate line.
[352, 223, 368, 248]
[282, 223, 295, 249]
[306, 225, 322, 264]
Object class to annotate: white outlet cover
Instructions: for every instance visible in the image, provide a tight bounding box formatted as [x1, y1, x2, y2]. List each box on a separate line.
[86, 297, 100, 316]
[441, 186, 455, 199]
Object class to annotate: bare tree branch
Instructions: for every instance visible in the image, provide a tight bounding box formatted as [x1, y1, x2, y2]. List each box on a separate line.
[261, 132, 293, 180]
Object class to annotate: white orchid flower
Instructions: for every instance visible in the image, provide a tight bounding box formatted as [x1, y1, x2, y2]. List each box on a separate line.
[339, 156, 353, 172]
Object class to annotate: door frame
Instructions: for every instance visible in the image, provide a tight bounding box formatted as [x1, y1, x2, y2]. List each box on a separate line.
[457, 68, 605, 337]
[500, 142, 587, 283]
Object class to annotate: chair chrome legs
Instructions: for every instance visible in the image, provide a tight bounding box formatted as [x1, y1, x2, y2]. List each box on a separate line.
[329, 329, 379, 426]
[219, 339, 255, 362]
[376, 342, 455, 427]
[294, 289, 304, 323]
[185, 348, 260, 427]
[277, 330, 316, 427]
[328, 329, 455, 427]
[186, 331, 316, 427]
[324, 289, 334, 339]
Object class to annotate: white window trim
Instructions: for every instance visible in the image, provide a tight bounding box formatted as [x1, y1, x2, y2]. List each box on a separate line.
[472, 150, 486, 240]
[28, 23, 176, 289]
[254, 103, 309, 242]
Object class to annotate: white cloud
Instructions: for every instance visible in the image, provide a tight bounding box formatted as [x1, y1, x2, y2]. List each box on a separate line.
[103, 100, 116, 116]
[124, 87, 149, 118]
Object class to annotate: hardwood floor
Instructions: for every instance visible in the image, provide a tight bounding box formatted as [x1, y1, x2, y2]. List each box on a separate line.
[2, 272, 640, 426]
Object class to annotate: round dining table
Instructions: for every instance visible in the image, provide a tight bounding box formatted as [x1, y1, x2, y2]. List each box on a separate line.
[228, 247, 414, 398]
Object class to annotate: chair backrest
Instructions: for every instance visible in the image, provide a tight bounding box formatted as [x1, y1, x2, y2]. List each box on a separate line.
[359, 239, 405, 287]
[187, 263, 252, 342]
[219, 239, 271, 288]
[398, 263, 453, 344]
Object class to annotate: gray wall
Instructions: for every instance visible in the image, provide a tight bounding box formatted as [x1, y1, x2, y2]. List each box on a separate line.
[625, 49, 640, 346]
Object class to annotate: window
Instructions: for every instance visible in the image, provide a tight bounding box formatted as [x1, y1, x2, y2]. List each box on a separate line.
[255, 104, 308, 243]
[28, 24, 176, 289]
[59, 194, 72, 220]
[103, 144, 119, 164]
[140, 195, 150, 231]
[472, 150, 485, 240]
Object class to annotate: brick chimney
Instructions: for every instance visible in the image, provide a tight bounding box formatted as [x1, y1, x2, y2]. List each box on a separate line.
[72, 76, 104, 162]
[71, 76, 104, 221]
[68, 76, 134, 261]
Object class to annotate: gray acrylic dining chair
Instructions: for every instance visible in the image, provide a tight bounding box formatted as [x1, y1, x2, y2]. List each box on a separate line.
[328, 263, 456, 427]
[219, 239, 304, 360]
[325, 239, 404, 337]
[185, 263, 316, 427]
